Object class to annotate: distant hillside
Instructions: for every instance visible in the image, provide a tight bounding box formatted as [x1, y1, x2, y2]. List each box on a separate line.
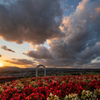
[0, 66, 21, 72]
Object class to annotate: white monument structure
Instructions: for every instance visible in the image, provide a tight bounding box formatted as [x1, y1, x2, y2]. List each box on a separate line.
[36, 64, 46, 77]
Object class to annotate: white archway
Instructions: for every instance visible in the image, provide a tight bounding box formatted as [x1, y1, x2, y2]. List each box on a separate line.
[36, 64, 46, 77]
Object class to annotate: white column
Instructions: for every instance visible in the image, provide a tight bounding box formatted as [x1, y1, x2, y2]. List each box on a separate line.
[44, 68, 46, 76]
[36, 68, 38, 77]
[36, 65, 46, 77]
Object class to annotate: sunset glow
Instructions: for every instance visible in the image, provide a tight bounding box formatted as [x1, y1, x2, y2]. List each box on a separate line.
[0, 63, 3, 67]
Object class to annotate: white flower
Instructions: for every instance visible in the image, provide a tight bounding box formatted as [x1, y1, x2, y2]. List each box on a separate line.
[64, 93, 80, 100]
[47, 93, 60, 100]
[0, 86, 4, 93]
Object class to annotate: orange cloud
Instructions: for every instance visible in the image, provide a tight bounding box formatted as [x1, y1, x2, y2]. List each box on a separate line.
[95, 7, 100, 13]
[0, 55, 2, 57]
[1, 46, 15, 53]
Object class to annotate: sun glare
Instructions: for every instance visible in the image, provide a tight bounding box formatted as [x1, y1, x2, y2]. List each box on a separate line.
[0, 63, 3, 67]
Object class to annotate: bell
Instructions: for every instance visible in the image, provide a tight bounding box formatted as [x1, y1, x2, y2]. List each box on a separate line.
[40, 67, 43, 70]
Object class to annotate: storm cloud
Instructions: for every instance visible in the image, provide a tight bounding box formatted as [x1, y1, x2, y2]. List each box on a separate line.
[25, 0, 100, 68]
[60, 0, 100, 65]
[0, 0, 63, 44]
[1, 45, 15, 53]
[53, 0, 100, 67]
[24, 46, 53, 59]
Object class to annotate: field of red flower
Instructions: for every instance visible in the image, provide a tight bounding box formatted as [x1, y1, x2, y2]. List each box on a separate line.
[0, 76, 17, 80]
[0, 75, 100, 100]
[0, 76, 18, 83]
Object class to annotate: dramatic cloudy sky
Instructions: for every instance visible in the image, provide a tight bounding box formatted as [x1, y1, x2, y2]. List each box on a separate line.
[0, 0, 100, 68]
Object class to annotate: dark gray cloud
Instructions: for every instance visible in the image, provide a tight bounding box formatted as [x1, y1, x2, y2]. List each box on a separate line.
[25, 0, 100, 68]
[24, 40, 77, 67]
[62, 0, 100, 52]
[4, 58, 34, 65]
[1, 45, 15, 53]
[24, 46, 53, 59]
[78, 42, 100, 64]
[35, 59, 74, 68]
[55, 0, 100, 67]
[0, 0, 63, 44]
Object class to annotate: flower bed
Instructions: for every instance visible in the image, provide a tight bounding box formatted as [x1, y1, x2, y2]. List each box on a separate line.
[0, 76, 18, 83]
[0, 75, 100, 100]
[0, 76, 17, 80]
